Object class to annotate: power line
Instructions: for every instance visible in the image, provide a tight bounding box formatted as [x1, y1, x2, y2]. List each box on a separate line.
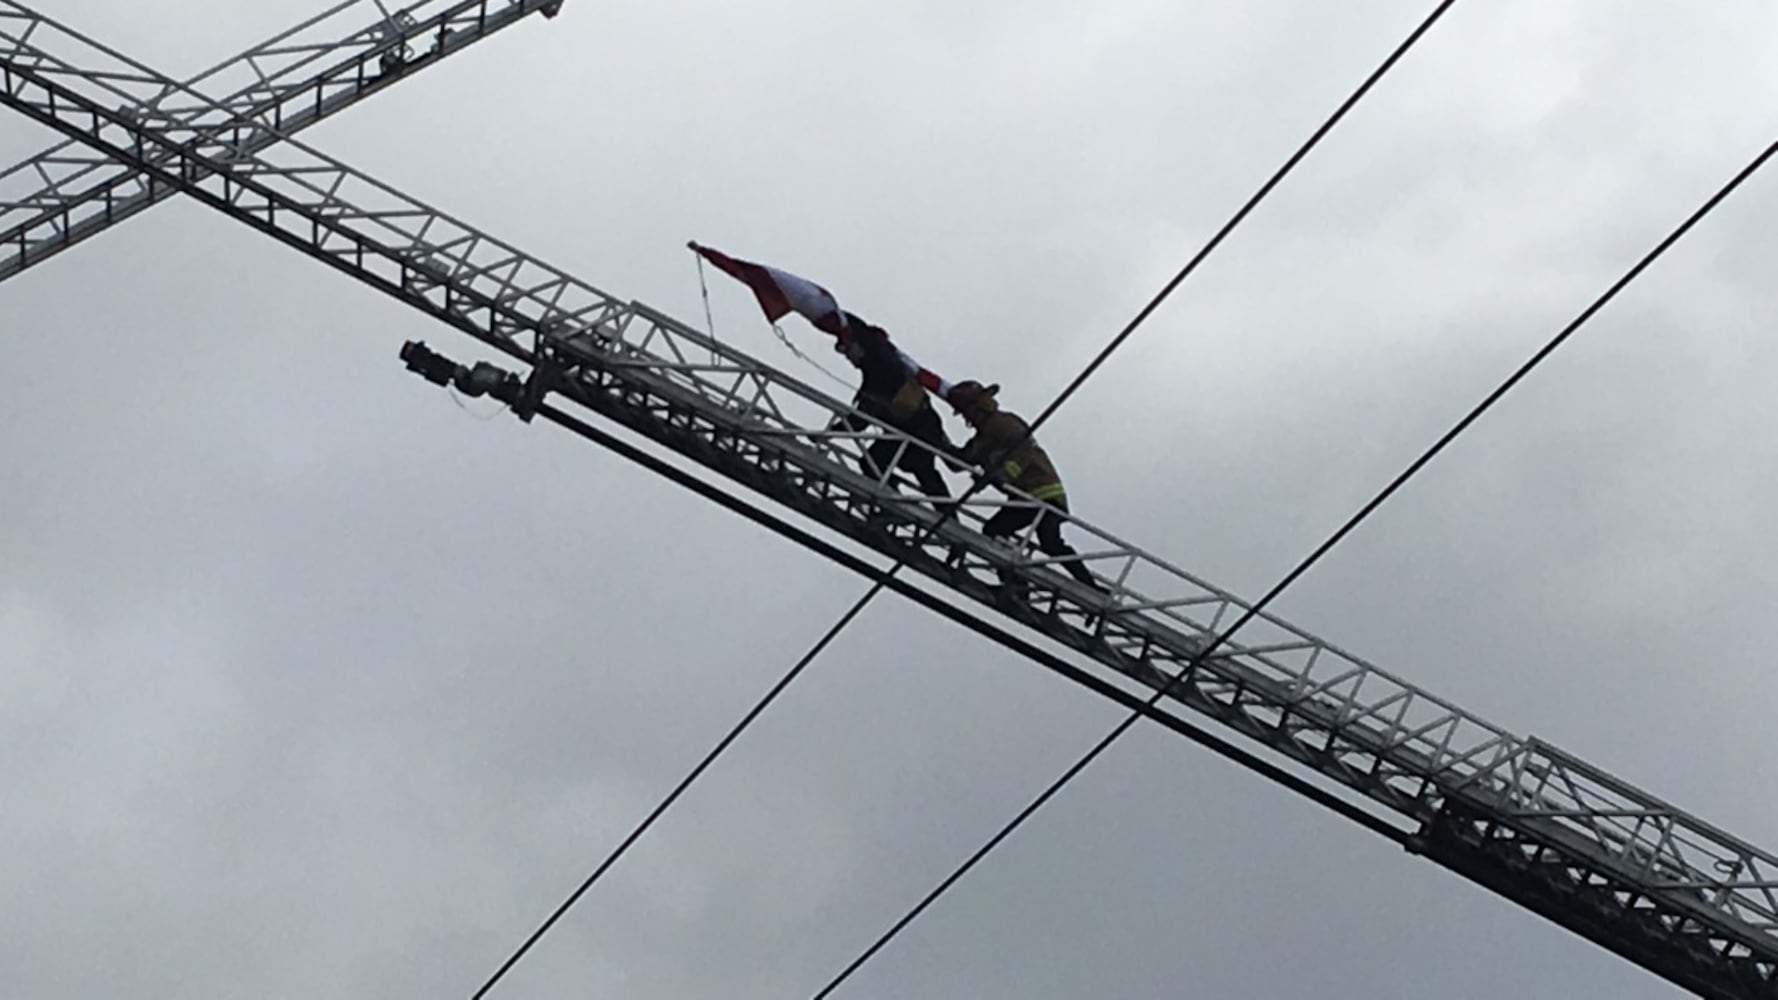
[1022, 0, 1459, 440]
[471, 599, 876, 998]
[469, 3, 1459, 993]
[809, 138, 1778, 999]
[538, 395, 1415, 840]
[464, 381, 1414, 998]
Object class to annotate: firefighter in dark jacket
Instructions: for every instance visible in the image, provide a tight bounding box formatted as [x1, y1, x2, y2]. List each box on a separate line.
[831, 313, 956, 504]
[945, 380, 1102, 593]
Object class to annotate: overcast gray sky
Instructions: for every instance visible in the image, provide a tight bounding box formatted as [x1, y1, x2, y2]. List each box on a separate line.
[3, 1, 1776, 997]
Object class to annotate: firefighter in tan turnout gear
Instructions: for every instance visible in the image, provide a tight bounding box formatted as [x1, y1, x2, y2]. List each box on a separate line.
[944, 380, 1104, 594]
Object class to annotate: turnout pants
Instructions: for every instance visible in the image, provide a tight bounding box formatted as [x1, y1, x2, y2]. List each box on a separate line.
[981, 495, 1101, 590]
[863, 409, 953, 501]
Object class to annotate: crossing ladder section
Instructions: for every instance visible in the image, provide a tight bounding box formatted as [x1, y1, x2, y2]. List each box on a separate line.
[0, 0, 561, 282]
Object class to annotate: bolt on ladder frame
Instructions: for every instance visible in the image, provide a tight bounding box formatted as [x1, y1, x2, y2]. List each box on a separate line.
[0, 0, 562, 284]
[0, 8, 1773, 997]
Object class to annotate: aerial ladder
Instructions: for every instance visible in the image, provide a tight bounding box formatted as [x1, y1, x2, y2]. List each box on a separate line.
[0, 4, 1773, 996]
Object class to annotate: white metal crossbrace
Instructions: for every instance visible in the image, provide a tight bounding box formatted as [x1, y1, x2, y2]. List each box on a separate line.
[0, 0, 559, 282]
[0, 3, 1773, 992]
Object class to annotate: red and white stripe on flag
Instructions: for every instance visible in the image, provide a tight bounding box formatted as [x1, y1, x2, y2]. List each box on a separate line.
[691, 240, 957, 398]
[894, 344, 954, 398]
[690, 242, 848, 337]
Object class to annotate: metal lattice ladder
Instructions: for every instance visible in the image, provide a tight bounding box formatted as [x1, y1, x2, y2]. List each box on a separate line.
[0, 5, 1772, 996]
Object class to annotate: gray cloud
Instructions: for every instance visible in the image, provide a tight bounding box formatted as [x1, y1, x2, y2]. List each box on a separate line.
[4, 1, 1775, 997]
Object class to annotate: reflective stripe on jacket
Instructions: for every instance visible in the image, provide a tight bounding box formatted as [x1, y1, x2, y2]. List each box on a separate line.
[959, 410, 1066, 502]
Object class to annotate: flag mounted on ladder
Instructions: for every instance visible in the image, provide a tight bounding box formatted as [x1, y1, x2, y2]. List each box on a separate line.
[689, 240, 954, 399]
[688, 241, 848, 337]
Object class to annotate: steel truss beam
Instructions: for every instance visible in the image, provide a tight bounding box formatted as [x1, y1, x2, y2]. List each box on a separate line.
[0, 10, 1773, 996]
[0, 0, 560, 283]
